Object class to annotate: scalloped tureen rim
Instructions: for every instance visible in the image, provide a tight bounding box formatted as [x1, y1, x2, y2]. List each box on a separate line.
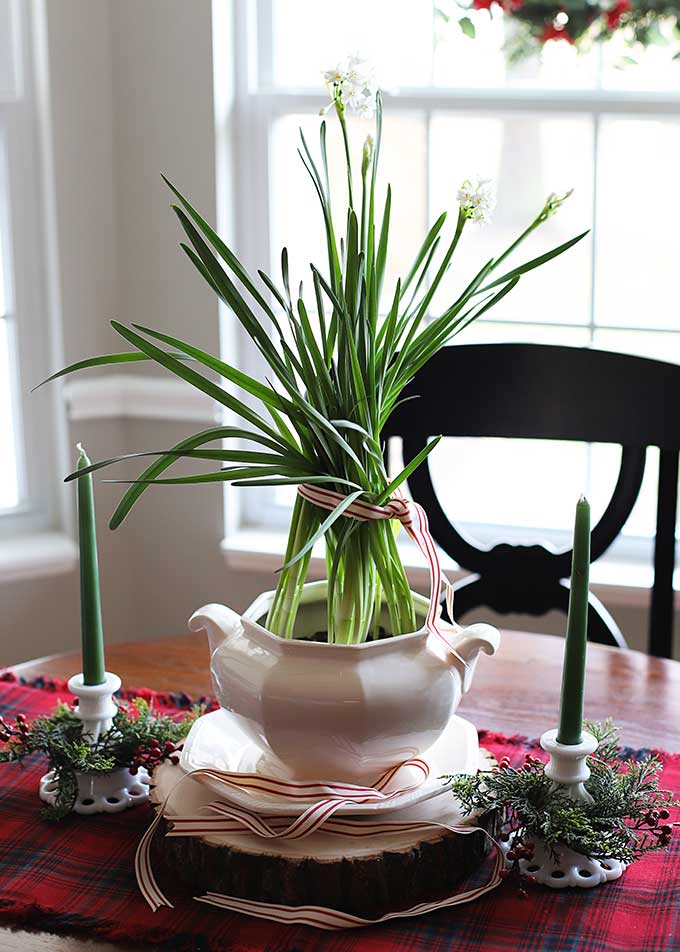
[240, 579, 434, 656]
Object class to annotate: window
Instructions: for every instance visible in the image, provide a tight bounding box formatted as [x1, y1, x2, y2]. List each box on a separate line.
[0, 0, 63, 539]
[228, 1, 680, 568]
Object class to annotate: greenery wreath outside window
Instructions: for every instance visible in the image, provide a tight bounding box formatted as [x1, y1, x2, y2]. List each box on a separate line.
[442, 0, 680, 61]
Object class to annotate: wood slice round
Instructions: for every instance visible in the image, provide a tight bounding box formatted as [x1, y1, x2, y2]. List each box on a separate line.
[150, 750, 498, 920]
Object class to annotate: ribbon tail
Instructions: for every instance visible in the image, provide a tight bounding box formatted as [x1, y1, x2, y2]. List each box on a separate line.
[195, 825, 503, 929]
[135, 808, 174, 911]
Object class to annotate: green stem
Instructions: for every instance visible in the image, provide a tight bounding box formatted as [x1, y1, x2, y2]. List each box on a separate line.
[337, 107, 354, 210]
[267, 496, 318, 638]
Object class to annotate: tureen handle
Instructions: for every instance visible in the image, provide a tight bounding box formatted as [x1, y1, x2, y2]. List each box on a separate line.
[188, 603, 244, 657]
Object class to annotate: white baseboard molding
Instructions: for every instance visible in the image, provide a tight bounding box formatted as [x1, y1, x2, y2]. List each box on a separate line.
[64, 374, 218, 423]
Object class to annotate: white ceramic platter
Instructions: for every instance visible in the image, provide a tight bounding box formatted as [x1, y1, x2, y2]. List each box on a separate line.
[180, 708, 479, 817]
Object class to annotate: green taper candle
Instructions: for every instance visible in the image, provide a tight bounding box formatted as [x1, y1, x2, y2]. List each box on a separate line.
[557, 495, 591, 745]
[76, 443, 106, 685]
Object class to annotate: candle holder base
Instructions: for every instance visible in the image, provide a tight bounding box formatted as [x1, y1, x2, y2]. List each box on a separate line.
[501, 835, 625, 889]
[39, 766, 150, 814]
[68, 671, 121, 743]
[540, 728, 598, 802]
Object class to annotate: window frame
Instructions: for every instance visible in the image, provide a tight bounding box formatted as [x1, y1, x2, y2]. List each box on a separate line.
[0, 0, 69, 541]
[225, 0, 680, 563]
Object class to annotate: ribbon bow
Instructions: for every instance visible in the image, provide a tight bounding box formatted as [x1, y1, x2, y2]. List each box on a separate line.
[297, 483, 463, 659]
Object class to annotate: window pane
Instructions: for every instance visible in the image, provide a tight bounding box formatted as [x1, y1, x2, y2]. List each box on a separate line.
[0, 0, 21, 99]
[429, 112, 593, 325]
[270, 112, 427, 305]
[600, 26, 680, 91]
[461, 320, 590, 346]
[433, 7, 600, 89]
[595, 116, 680, 330]
[428, 436, 591, 533]
[426, 438, 656, 541]
[268, 2, 680, 91]
[593, 328, 680, 363]
[270, 0, 434, 88]
[0, 148, 6, 318]
[0, 319, 20, 510]
[590, 443, 659, 539]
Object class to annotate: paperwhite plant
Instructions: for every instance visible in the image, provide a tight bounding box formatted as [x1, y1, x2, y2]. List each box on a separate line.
[324, 55, 377, 118]
[47, 56, 585, 646]
[457, 177, 496, 225]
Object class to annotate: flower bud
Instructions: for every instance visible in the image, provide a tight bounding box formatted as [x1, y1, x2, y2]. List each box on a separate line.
[537, 188, 573, 224]
[361, 135, 374, 177]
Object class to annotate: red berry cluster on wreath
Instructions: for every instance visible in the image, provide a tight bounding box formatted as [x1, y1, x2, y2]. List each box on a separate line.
[130, 739, 183, 774]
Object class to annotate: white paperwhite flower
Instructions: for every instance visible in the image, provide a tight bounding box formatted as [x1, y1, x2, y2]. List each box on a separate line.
[457, 177, 496, 225]
[323, 55, 378, 118]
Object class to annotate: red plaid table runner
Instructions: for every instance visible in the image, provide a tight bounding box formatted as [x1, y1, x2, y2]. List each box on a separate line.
[0, 674, 679, 952]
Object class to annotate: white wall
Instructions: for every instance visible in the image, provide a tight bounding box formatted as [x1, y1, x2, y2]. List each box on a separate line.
[0, 0, 229, 663]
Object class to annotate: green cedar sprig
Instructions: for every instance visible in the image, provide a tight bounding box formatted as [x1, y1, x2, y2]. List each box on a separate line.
[445, 721, 679, 867]
[0, 699, 200, 819]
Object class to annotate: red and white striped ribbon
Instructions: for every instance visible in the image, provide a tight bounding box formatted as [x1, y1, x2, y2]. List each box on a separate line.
[133, 489, 498, 926]
[298, 483, 462, 660]
[135, 756, 503, 926]
[195, 826, 504, 930]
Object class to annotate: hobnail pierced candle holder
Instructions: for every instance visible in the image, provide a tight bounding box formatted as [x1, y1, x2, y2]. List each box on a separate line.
[37, 670, 150, 814]
[501, 728, 625, 889]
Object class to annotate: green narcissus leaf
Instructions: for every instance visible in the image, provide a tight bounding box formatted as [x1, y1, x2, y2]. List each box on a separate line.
[32, 352, 192, 390]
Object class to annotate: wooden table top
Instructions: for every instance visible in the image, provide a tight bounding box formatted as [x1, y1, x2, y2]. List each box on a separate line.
[5, 629, 680, 952]
[11, 628, 680, 751]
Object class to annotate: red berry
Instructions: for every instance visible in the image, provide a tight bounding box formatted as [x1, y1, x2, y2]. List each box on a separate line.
[507, 850, 517, 861]
[16, 714, 25, 724]
[170, 755, 180, 766]
[0, 732, 9, 742]
[150, 739, 160, 749]
[164, 741, 175, 753]
[522, 763, 533, 772]
[660, 825, 672, 835]
[659, 809, 670, 820]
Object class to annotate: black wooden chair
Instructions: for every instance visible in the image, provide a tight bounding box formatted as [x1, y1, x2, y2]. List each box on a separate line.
[384, 343, 680, 658]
